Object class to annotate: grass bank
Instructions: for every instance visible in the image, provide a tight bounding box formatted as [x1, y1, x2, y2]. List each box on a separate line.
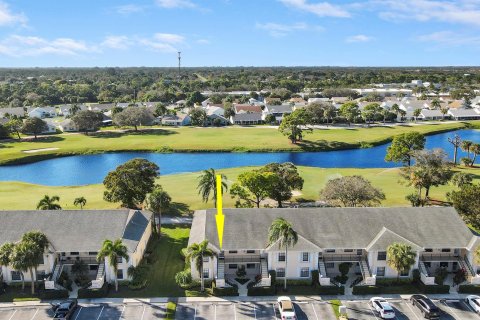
[1, 166, 478, 211]
[0, 122, 471, 165]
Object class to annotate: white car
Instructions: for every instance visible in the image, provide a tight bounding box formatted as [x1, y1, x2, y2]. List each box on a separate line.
[370, 297, 396, 319]
[277, 296, 296, 320]
[466, 295, 480, 313]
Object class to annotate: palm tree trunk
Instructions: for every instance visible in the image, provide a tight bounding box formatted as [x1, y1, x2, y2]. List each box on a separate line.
[453, 147, 458, 166]
[157, 210, 162, 234]
[472, 154, 477, 167]
[200, 257, 204, 291]
[284, 247, 288, 291]
[21, 273, 25, 291]
[29, 268, 35, 294]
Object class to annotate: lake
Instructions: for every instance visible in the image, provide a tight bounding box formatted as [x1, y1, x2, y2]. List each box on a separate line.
[0, 129, 479, 186]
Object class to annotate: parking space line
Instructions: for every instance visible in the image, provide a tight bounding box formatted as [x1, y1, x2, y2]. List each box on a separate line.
[96, 306, 105, 320]
[233, 303, 237, 320]
[272, 303, 277, 319]
[194, 304, 197, 320]
[441, 300, 463, 319]
[405, 300, 421, 320]
[311, 303, 319, 320]
[7, 310, 16, 320]
[30, 308, 39, 320]
[119, 304, 125, 319]
[253, 304, 257, 320]
[214, 304, 217, 320]
[74, 307, 82, 320]
[140, 305, 146, 320]
[368, 304, 379, 320]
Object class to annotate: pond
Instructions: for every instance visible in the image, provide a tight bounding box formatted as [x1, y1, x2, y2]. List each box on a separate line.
[0, 129, 479, 186]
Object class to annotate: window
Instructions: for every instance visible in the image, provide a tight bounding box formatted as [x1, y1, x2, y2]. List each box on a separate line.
[300, 267, 310, 278]
[325, 263, 334, 269]
[203, 257, 209, 263]
[278, 252, 286, 262]
[301, 252, 309, 262]
[116, 257, 123, 264]
[247, 263, 255, 269]
[424, 262, 431, 268]
[440, 262, 449, 268]
[441, 248, 451, 253]
[61, 252, 66, 256]
[246, 250, 255, 254]
[400, 270, 409, 277]
[276, 268, 285, 277]
[11, 271, 21, 281]
[356, 249, 363, 255]
[88, 251, 97, 256]
[344, 249, 353, 253]
[70, 252, 79, 256]
[37, 255, 44, 265]
[376, 267, 385, 277]
[117, 269, 123, 280]
[203, 268, 209, 278]
[229, 264, 238, 269]
[36, 270, 46, 280]
[425, 248, 433, 252]
[228, 250, 238, 254]
[89, 265, 98, 271]
[377, 251, 387, 261]
[325, 249, 335, 253]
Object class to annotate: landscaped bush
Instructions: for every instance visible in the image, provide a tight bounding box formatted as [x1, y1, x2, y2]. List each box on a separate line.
[434, 267, 448, 285]
[353, 285, 382, 295]
[209, 282, 238, 296]
[38, 289, 69, 300]
[458, 285, 480, 294]
[311, 270, 319, 286]
[57, 271, 72, 291]
[317, 285, 344, 295]
[286, 279, 312, 286]
[247, 286, 275, 296]
[128, 264, 150, 290]
[419, 283, 450, 294]
[77, 282, 109, 298]
[175, 269, 193, 288]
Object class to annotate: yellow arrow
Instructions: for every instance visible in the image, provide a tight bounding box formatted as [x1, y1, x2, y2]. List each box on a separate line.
[215, 174, 224, 249]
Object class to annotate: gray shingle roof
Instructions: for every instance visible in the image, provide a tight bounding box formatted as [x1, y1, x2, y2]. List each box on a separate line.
[233, 113, 263, 121]
[190, 207, 475, 251]
[0, 210, 151, 253]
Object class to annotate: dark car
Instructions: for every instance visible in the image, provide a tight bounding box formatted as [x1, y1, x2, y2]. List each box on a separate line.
[51, 300, 78, 320]
[410, 295, 441, 319]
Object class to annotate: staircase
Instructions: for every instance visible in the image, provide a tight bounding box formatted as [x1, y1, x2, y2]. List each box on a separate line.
[419, 261, 430, 277]
[360, 259, 372, 278]
[260, 257, 268, 278]
[217, 254, 225, 280]
[96, 263, 105, 280]
[52, 262, 63, 282]
[459, 256, 476, 278]
[318, 261, 327, 278]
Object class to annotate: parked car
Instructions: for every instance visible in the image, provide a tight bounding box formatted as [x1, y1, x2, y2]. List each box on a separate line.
[51, 299, 78, 319]
[277, 296, 296, 320]
[410, 295, 441, 319]
[466, 295, 480, 313]
[369, 297, 396, 319]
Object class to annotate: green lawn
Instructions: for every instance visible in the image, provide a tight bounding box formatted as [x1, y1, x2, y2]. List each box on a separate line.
[0, 121, 472, 165]
[106, 225, 195, 298]
[1, 165, 479, 211]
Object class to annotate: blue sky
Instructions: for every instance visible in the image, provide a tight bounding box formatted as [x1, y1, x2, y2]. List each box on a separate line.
[0, 0, 480, 67]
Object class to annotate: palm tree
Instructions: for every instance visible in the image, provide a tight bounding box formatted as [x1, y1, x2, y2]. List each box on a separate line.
[36, 195, 61, 210]
[471, 144, 480, 167]
[145, 185, 171, 233]
[413, 108, 421, 122]
[440, 106, 449, 120]
[391, 103, 400, 120]
[461, 140, 473, 161]
[74, 196, 87, 209]
[268, 218, 298, 291]
[387, 243, 417, 282]
[10, 241, 39, 293]
[185, 240, 215, 291]
[0, 242, 15, 271]
[448, 134, 462, 166]
[431, 98, 441, 110]
[197, 169, 227, 208]
[97, 239, 130, 292]
[21, 231, 49, 286]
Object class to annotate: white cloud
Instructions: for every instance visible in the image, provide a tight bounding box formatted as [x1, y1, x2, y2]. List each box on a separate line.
[0, 35, 94, 56]
[377, 0, 480, 26]
[155, 0, 196, 9]
[196, 39, 210, 44]
[278, 0, 350, 18]
[0, 1, 27, 26]
[153, 33, 185, 43]
[416, 31, 480, 46]
[346, 34, 374, 43]
[101, 35, 132, 49]
[139, 33, 185, 53]
[256, 22, 323, 37]
[115, 4, 144, 15]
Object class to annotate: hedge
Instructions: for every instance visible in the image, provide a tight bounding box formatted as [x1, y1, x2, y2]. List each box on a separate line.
[318, 285, 344, 295]
[458, 285, 480, 294]
[247, 286, 276, 296]
[77, 282, 109, 298]
[352, 283, 450, 295]
[352, 285, 382, 295]
[38, 289, 69, 300]
[418, 283, 450, 294]
[209, 282, 239, 296]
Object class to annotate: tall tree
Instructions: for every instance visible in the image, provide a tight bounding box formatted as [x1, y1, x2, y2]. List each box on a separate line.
[451, 172, 473, 188]
[259, 162, 304, 208]
[339, 102, 360, 125]
[185, 240, 214, 292]
[97, 239, 129, 292]
[440, 106, 449, 120]
[103, 158, 159, 208]
[145, 185, 171, 233]
[387, 243, 417, 281]
[385, 132, 426, 166]
[113, 107, 154, 131]
[71, 110, 103, 134]
[448, 134, 462, 166]
[197, 168, 227, 208]
[471, 144, 480, 167]
[10, 240, 39, 293]
[278, 108, 311, 144]
[229, 170, 277, 208]
[268, 218, 298, 291]
[0, 242, 14, 272]
[21, 231, 49, 287]
[461, 140, 473, 160]
[5, 118, 23, 139]
[413, 108, 421, 122]
[73, 196, 87, 209]
[447, 183, 480, 229]
[319, 175, 385, 207]
[21, 118, 48, 139]
[36, 195, 61, 210]
[189, 108, 208, 127]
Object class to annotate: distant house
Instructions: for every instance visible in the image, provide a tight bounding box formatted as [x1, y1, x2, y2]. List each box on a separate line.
[419, 109, 444, 121]
[0, 107, 25, 118]
[57, 119, 78, 132]
[89, 103, 115, 112]
[447, 100, 465, 109]
[262, 104, 293, 123]
[161, 114, 191, 126]
[331, 97, 349, 104]
[58, 104, 87, 117]
[205, 105, 224, 117]
[264, 97, 281, 105]
[448, 108, 480, 121]
[307, 97, 330, 104]
[234, 104, 262, 114]
[28, 107, 55, 119]
[231, 113, 263, 125]
[207, 114, 229, 126]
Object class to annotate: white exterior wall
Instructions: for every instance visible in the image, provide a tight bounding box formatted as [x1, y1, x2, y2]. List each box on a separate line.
[191, 256, 215, 280]
[269, 250, 318, 279]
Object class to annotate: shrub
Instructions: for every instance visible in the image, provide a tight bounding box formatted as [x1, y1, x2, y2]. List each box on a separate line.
[339, 263, 352, 276]
[286, 279, 312, 286]
[434, 267, 448, 285]
[175, 269, 193, 288]
[412, 269, 421, 284]
[209, 282, 238, 296]
[461, 157, 473, 166]
[453, 269, 467, 286]
[128, 264, 149, 290]
[318, 285, 344, 295]
[419, 283, 450, 294]
[459, 285, 480, 294]
[77, 282, 109, 298]
[311, 270, 319, 286]
[269, 270, 276, 286]
[248, 286, 275, 296]
[353, 285, 382, 295]
[38, 289, 69, 300]
[333, 275, 348, 284]
[236, 265, 246, 278]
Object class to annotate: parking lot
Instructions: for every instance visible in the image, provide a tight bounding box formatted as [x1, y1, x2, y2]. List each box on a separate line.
[344, 298, 480, 320]
[175, 300, 337, 319]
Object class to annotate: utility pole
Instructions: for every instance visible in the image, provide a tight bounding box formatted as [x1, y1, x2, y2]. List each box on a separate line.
[177, 51, 181, 79]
